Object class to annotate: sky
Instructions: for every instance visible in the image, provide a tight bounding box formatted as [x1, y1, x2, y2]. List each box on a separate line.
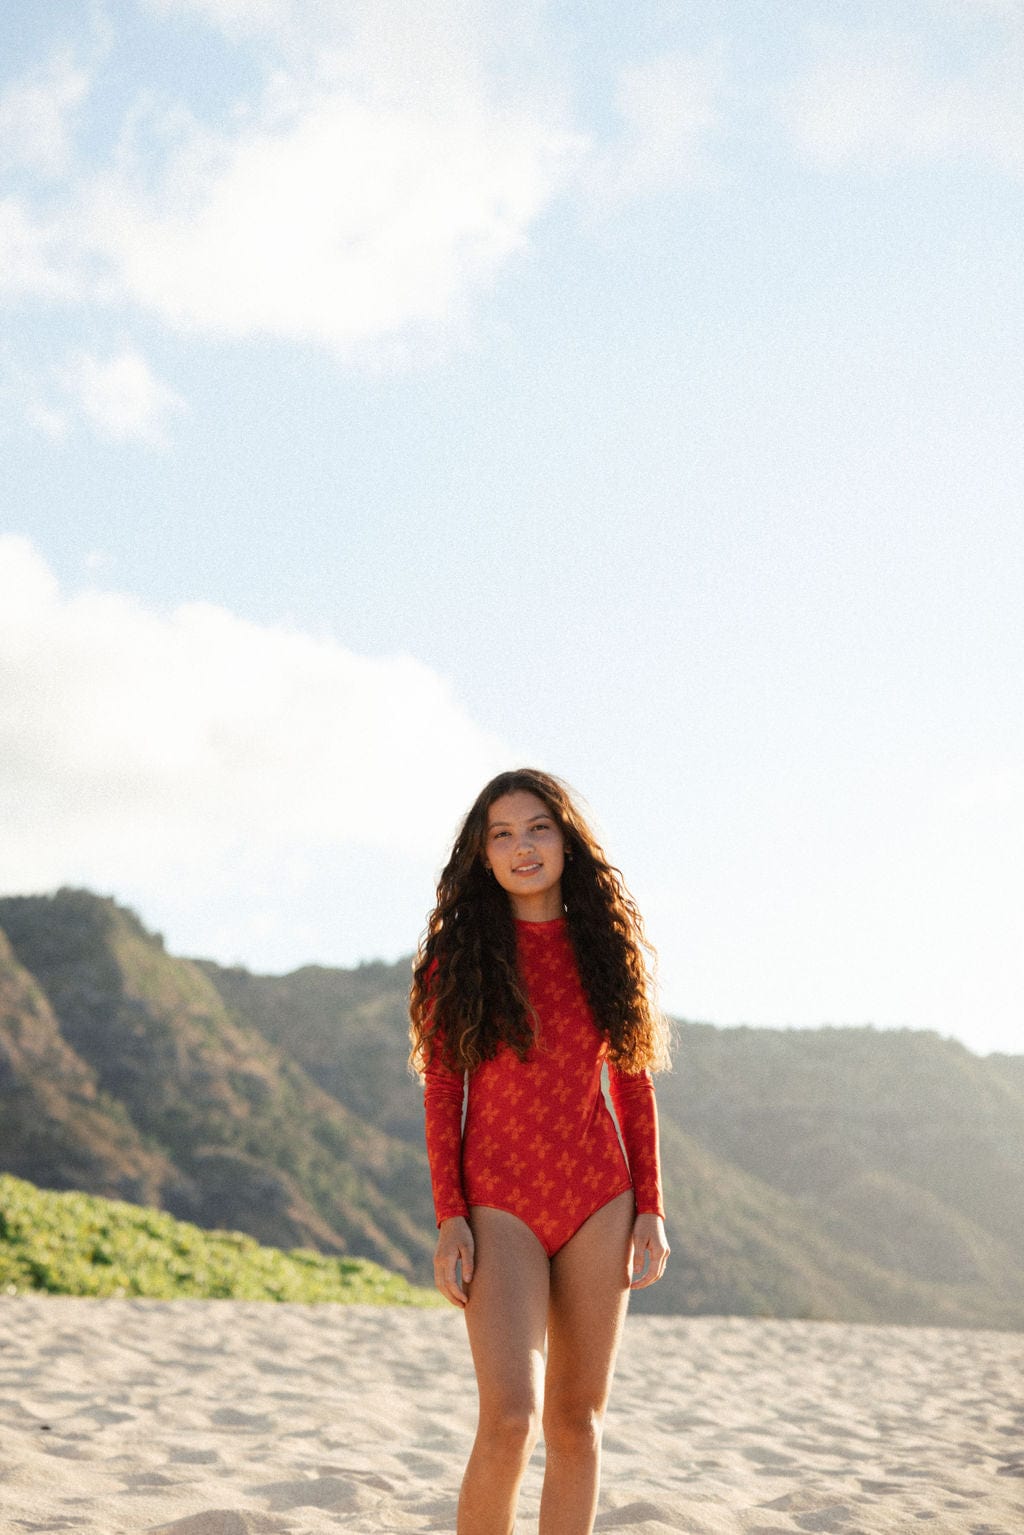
[1, 0, 1022, 1057]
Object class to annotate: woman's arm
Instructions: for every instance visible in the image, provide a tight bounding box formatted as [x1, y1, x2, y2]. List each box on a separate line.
[423, 1056, 469, 1225]
[423, 1056, 475, 1305]
[607, 1066, 664, 1217]
[607, 1066, 670, 1288]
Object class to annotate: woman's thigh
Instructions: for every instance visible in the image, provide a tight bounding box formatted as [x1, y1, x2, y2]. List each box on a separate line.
[545, 1191, 634, 1416]
[464, 1207, 551, 1416]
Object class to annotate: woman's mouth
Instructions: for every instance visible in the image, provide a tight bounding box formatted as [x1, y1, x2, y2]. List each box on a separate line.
[513, 863, 541, 875]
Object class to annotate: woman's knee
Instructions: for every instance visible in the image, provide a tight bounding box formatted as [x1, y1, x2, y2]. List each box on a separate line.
[479, 1394, 542, 1458]
[543, 1400, 604, 1459]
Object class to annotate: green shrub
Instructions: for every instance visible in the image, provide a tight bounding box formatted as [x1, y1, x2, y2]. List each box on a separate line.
[0, 1174, 441, 1306]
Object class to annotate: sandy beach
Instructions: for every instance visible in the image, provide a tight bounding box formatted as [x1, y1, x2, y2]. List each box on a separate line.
[0, 1298, 1020, 1534]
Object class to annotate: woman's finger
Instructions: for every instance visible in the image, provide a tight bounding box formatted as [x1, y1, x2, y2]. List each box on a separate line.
[434, 1254, 465, 1306]
[629, 1235, 648, 1285]
[459, 1232, 475, 1287]
[435, 1264, 466, 1307]
[434, 1227, 475, 1307]
[629, 1232, 670, 1290]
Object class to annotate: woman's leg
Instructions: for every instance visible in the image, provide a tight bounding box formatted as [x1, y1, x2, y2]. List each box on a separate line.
[458, 1206, 551, 1535]
[539, 1190, 634, 1535]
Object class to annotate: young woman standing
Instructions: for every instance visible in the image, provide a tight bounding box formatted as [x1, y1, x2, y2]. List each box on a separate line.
[409, 768, 670, 1535]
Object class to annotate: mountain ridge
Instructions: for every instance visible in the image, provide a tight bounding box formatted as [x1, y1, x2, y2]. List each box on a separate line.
[2, 888, 1021, 1327]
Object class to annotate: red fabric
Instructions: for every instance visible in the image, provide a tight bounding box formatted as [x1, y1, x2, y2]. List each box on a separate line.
[422, 916, 664, 1254]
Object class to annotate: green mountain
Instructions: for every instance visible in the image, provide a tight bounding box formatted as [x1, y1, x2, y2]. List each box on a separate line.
[0, 891, 433, 1277]
[2, 889, 1022, 1327]
[647, 1023, 1024, 1324]
[0, 926, 179, 1203]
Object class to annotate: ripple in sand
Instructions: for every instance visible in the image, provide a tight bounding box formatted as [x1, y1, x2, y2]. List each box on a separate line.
[798, 1509, 864, 1533]
[251, 1473, 391, 1512]
[148, 1514, 293, 1535]
[209, 1408, 274, 1430]
[167, 1447, 223, 1465]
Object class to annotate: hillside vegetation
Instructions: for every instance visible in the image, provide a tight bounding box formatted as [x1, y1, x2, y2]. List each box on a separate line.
[0, 1173, 438, 1303]
[0, 891, 433, 1276]
[2, 889, 1022, 1326]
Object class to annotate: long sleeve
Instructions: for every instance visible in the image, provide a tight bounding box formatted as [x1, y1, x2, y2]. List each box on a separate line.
[607, 1065, 664, 1218]
[423, 1051, 469, 1225]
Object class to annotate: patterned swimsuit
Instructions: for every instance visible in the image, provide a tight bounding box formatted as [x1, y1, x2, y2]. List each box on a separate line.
[423, 916, 663, 1256]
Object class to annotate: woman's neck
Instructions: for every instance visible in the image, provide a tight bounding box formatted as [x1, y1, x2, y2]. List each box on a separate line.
[508, 887, 564, 923]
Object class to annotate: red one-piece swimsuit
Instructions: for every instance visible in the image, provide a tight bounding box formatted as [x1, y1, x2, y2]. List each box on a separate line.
[423, 916, 664, 1256]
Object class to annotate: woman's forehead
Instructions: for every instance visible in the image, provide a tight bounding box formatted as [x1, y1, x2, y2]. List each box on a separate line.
[486, 789, 553, 825]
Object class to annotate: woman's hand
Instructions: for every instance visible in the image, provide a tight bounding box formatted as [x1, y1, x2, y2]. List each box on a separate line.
[434, 1216, 475, 1307]
[629, 1213, 670, 1290]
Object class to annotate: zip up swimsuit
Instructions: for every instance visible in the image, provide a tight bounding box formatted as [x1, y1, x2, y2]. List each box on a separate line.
[423, 916, 664, 1256]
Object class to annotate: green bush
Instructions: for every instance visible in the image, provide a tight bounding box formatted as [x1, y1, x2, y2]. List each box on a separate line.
[0, 1174, 441, 1306]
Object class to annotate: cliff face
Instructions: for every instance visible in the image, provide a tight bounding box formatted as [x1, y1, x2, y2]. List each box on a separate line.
[0, 891, 433, 1276]
[2, 888, 1022, 1326]
[0, 926, 178, 1204]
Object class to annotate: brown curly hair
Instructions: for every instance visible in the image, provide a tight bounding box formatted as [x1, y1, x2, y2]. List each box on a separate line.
[409, 768, 670, 1077]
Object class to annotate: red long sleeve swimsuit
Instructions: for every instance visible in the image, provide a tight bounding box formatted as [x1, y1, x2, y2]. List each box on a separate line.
[423, 916, 664, 1257]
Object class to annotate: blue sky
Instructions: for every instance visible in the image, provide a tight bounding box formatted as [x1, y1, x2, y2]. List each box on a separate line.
[2, 0, 1021, 1055]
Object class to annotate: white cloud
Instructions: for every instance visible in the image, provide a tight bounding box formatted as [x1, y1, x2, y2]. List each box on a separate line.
[55, 347, 186, 445]
[935, 765, 1023, 818]
[0, 535, 505, 908]
[144, 0, 287, 39]
[0, 197, 86, 300]
[143, 0, 525, 84]
[782, 30, 1024, 173]
[23, 396, 70, 441]
[1, 6, 581, 357]
[583, 49, 722, 208]
[0, 49, 89, 179]
[85, 90, 578, 351]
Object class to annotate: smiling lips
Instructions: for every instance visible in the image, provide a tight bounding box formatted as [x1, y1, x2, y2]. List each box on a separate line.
[514, 862, 542, 875]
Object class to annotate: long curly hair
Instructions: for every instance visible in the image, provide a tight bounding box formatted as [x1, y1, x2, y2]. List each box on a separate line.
[409, 768, 670, 1077]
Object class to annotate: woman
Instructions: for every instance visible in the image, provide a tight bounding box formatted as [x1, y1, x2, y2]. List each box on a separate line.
[409, 768, 670, 1535]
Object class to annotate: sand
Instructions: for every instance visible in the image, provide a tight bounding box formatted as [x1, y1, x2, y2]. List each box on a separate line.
[0, 1298, 1021, 1534]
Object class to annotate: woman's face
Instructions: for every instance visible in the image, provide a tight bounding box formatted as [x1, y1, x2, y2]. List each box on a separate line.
[482, 789, 566, 920]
